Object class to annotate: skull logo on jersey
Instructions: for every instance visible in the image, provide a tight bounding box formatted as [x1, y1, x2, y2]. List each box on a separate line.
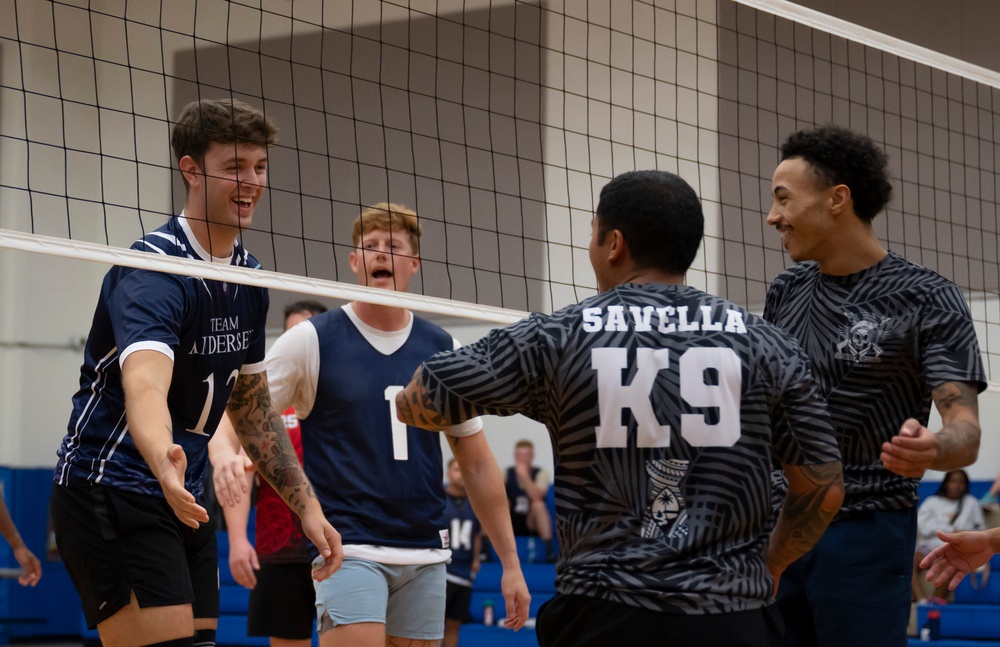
[641, 458, 690, 539]
[835, 312, 891, 363]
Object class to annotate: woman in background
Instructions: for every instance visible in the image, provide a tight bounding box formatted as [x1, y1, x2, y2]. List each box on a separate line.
[913, 470, 985, 603]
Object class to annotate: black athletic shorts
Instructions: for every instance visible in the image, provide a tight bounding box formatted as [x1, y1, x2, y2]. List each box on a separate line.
[50, 483, 219, 629]
[247, 561, 315, 639]
[537, 593, 784, 647]
[444, 580, 473, 622]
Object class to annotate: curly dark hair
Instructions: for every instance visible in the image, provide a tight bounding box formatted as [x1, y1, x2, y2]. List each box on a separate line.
[596, 170, 703, 275]
[780, 125, 893, 221]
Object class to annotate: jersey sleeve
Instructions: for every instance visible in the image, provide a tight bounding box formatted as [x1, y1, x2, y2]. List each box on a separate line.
[919, 284, 987, 392]
[758, 326, 841, 467]
[421, 315, 549, 425]
[265, 320, 321, 417]
[109, 268, 187, 366]
[442, 336, 485, 437]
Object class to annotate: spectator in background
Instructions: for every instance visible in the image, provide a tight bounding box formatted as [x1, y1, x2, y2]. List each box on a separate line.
[505, 440, 556, 562]
[443, 457, 482, 647]
[913, 470, 985, 604]
[0, 494, 40, 587]
[978, 473, 1000, 511]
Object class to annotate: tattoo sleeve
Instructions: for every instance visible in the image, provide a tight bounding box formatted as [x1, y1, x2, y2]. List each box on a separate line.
[227, 373, 315, 515]
[931, 381, 981, 470]
[768, 461, 844, 572]
[396, 366, 453, 431]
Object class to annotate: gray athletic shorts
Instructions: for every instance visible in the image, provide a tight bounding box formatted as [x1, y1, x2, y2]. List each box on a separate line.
[313, 557, 445, 640]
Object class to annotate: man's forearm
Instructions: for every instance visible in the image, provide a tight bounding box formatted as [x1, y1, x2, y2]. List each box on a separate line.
[768, 461, 844, 574]
[449, 434, 521, 570]
[222, 489, 253, 546]
[121, 352, 177, 481]
[931, 381, 980, 471]
[228, 373, 317, 517]
[933, 419, 980, 471]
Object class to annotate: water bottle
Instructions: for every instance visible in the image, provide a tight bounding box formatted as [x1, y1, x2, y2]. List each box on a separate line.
[527, 537, 538, 563]
[920, 609, 941, 641]
[483, 598, 495, 627]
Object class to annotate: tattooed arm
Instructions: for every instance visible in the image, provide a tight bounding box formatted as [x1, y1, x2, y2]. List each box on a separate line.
[396, 366, 454, 430]
[881, 381, 980, 478]
[767, 460, 844, 594]
[227, 372, 343, 580]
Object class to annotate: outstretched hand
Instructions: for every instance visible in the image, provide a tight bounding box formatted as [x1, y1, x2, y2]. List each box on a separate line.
[213, 452, 255, 508]
[921, 529, 994, 592]
[159, 444, 208, 528]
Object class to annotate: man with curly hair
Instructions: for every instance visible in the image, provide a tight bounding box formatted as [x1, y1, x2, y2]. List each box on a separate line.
[764, 125, 985, 647]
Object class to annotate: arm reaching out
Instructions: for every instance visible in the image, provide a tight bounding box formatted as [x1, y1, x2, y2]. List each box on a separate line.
[208, 414, 255, 507]
[0, 497, 40, 587]
[227, 372, 343, 580]
[921, 528, 1000, 592]
[122, 350, 208, 528]
[767, 461, 844, 594]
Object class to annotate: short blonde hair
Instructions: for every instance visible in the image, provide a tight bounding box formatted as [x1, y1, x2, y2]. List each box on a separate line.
[352, 202, 422, 255]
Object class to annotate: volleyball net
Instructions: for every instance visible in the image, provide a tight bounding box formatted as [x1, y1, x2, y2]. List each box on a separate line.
[2, 0, 999, 377]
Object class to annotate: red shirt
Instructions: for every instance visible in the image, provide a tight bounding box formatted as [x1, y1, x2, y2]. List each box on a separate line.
[254, 407, 311, 563]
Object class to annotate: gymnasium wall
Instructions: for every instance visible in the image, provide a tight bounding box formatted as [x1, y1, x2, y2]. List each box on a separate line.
[1, 0, 999, 482]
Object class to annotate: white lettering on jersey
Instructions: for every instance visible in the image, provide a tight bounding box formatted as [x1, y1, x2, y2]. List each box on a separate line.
[630, 306, 654, 332]
[186, 369, 239, 436]
[384, 386, 408, 460]
[593, 347, 672, 448]
[189, 330, 253, 355]
[581, 305, 747, 335]
[724, 309, 748, 334]
[605, 306, 629, 332]
[582, 307, 603, 332]
[679, 347, 741, 446]
[450, 518, 474, 551]
[591, 347, 742, 449]
[210, 316, 240, 332]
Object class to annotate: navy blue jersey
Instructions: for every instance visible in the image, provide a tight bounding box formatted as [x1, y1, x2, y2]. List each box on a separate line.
[444, 492, 481, 586]
[54, 216, 268, 497]
[300, 309, 454, 549]
[765, 252, 986, 514]
[418, 283, 840, 613]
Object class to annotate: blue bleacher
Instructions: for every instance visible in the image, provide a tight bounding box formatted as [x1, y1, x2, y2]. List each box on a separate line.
[462, 554, 555, 645]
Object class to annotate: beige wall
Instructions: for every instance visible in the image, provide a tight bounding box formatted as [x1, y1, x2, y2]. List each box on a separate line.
[791, 0, 1000, 74]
